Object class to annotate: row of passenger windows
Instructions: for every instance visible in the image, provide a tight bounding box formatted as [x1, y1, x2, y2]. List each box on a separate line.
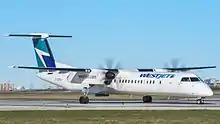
[112, 77, 202, 84]
[113, 79, 162, 84]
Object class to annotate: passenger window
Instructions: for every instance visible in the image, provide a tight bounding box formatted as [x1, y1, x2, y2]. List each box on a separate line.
[181, 77, 190, 82]
[131, 80, 133, 83]
[125, 80, 127, 83]
[140, 80, 142, 84]
[128, 80, 130, 83]
[159, 81, 161, 84]
[119, 80, 121, 83]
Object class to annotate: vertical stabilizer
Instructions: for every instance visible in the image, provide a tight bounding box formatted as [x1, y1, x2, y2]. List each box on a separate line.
[33, 38, 56, 68]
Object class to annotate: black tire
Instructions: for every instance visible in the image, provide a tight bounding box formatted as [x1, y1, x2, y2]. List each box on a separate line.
[143, 96, 152, 103]
[196, 99, 204, 104]
[104, 80, 111, 85]
[79, 96, 89, 104]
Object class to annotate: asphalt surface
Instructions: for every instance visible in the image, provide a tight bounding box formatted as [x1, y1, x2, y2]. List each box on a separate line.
[0, 98, 220, 110]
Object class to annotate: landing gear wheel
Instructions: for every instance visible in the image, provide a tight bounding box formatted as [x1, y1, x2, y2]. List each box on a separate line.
[142, 96, 152, 103]
[196, 98, 204, 104]
[79, 96, 89, 104]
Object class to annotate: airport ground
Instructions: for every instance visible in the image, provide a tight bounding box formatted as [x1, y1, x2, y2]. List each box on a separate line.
[0, 88, 220, 100]
[0, 91, 167, 100]
[0, 110, 220, 124]
[0, 89, 220, 124]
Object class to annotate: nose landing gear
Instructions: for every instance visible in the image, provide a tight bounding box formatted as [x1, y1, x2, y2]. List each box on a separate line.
[196, 97, 205, 104]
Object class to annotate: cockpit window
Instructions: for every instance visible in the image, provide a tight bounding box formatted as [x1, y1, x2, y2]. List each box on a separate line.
[181, 77, 190, 82]
[190, 77, 200, 82]
[181, 77, 201, 82]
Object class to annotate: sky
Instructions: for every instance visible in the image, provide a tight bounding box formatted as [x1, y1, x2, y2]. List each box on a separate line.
[0, 0, 219, 88]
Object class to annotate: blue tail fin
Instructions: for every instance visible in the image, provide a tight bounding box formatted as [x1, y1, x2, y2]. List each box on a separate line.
[32, 38, 56, 71]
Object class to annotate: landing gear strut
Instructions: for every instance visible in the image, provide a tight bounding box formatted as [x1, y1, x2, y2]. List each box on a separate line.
[196, 97, 205, 104]
[79, 87, 90, 104]
[142, 96, 152, 103]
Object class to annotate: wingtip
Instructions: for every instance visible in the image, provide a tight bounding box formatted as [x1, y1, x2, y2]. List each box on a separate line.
[8, 65, 17, 68]
[2, 34, 9, 37]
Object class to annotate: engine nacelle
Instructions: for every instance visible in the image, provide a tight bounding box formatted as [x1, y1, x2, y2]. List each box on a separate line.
[105, 71, 115, 80]
[103, 71, 116, 85]
[104, 80, 111, 85]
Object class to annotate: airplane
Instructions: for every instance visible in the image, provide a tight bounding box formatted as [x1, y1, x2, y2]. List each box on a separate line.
[5, 33, 215, 104]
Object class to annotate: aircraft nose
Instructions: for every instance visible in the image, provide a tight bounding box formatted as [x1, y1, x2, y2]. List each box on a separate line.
[202, 83, 214, 96]
[206, 87, 214, 96]
[196, 83, 214, 97]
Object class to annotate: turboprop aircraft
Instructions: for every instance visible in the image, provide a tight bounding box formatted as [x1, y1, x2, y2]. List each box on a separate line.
[6, 33, 215, 104]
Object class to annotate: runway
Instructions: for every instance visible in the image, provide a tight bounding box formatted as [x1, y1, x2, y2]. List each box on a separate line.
[1, 98, 220, 110]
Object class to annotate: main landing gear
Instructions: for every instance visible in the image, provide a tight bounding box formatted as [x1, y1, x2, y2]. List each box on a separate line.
[79, 87, 90, 104]
[196, 97, 205, 104]
[142, 96, 152, 103]
[79, 96, 89, 104]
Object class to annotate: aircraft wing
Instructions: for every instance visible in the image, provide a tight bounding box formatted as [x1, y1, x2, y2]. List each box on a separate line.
[9, 65, 216, 72]
[138, 66, 216, 72]
[163, 66, 216, 71]
[9, 66, 92, 72]
[9, 66, 119, 72]
[154, 66, 217, 72]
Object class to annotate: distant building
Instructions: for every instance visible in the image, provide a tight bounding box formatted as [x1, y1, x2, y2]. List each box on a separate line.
[16, 86, 26, 91]
[204, 78, 220, 88]
[0, 80, 15, 92]
[48, 84, 64, 90]
[214, 80, 220, 88]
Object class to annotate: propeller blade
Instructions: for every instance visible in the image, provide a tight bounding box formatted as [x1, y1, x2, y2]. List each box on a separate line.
[115, 61, 122, 69]
[171, 58, 179, 68]
[181, 64, 185, 68]
[163, 62, 169, 68]
[99, 58, 123, 70]
[98, 64, 105, 69]
[106, 58, 113, 69]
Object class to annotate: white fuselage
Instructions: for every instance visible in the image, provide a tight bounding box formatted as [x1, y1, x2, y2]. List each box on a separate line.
[36, 69, 213, 97]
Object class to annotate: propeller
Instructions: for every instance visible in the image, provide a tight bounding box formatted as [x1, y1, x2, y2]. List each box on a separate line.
[98, 58, 122, 69]
[98, 58, 122, 93]
[164, 58, 185, 72]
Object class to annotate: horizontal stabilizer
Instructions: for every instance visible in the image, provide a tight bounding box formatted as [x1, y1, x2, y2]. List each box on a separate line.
[4, 33, 72, 39]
